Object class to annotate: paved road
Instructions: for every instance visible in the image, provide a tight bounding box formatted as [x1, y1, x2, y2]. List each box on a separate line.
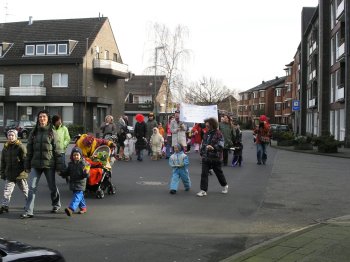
[0, 131, 349, 262]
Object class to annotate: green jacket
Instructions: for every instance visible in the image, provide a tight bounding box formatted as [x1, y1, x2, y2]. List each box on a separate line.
[53, 124, 71, 152]
[219, 122, 235, 149]
[0, 140, 27, 182]
[25, 125, 64, 171]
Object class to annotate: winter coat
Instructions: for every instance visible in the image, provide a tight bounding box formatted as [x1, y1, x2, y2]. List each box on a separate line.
[254, 122, 271, 144]
[219, 122, 235, 149]
[134, 121, 147, 150]
[61, 151, 90, 191]
[170, 120, 187, 147]
[0, 140, 27, 182]
[53, 124, 71, 152]
[169, 150, 189, 177]
[150, 128, 164, 154]
[200, 129, 224, 161]
[100, 122, 117, 136]
[191, 124, 203, 144]
[25, 125, 64, 171]
[146, 119, 157, 140]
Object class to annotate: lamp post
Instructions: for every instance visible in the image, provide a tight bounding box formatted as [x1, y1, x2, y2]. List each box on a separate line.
[154, 46, 164, 120]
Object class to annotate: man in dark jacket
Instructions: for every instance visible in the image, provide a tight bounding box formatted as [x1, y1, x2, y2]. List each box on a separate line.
[61, 147, 90, 216]
[146, 112, 157, 156]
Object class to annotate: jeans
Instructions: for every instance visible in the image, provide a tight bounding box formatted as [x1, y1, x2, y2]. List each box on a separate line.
[200, 159, 227, 192]
[256, 143, 267, 164]
[25, 168, 61, 215]
[137, 149, 144, 160]
[69, 190, 86, 211]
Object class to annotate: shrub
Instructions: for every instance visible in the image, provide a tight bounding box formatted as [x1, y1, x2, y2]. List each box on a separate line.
[66, 124, 84, 140]
[278, 131, 295, 142]
[312, 133, 340, 153]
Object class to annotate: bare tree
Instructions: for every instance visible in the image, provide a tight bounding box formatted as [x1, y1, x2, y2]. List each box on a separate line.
[146, 23, 191, 114]
[183, 77, 235, 105]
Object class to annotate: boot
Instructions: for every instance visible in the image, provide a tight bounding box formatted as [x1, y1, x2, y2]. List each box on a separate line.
[0, 206, 9, 214]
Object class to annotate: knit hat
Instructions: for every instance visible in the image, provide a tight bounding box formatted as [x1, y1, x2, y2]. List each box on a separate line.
[70, 146, 83, 161]
[7, 129, 18, 139]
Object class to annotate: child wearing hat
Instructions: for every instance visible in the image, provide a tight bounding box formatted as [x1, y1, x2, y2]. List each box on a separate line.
[60, 147, 90, 216]
[0, 130, 28, 214]
[168, 144, 191, 194]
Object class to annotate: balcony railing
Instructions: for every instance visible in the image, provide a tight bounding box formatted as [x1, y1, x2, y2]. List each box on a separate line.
[0, 88, 5, 96]
[93, 59, 129, 78]
[10, 86, 46, 96]
[125, 103, 154, 112]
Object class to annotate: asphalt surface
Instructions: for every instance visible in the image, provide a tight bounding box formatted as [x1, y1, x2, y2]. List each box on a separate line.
[0, 131, 349, 262]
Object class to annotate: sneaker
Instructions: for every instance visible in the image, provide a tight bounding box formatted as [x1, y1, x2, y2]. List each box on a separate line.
[65, 207, 73, 216]
[78, 208, 87, 214]
[0, 206, 9, 214]
[196, 190, 207, 197]
[51, 207, 60, 213]
[20, 213, 34, 219]
[169, 190, 177, 195]
[221, 185, 229, 194]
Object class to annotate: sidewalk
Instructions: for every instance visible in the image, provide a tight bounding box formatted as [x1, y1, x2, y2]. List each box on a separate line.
[221, 143, 350, 262]
[221, 215, 350, 262]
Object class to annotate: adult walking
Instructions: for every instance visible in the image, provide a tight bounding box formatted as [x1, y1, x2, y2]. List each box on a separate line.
[170, 111, 187, 150]
[100, 115, 116, 138]
[146, 112, 157, 156]
[165, 115, 174, 159]
[253, 115, 271, 165]
[21, 110, 64, 219]
[52, 115, 71, 167]
[219, 114, 235, 166]
[134, 114, 147, 161]
[197, 117, 228, 197]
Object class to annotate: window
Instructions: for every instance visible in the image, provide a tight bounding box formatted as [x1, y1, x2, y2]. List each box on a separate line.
[0, 45, 2, 57]
[52, 73, 68, 87]
[113, 53, 118, 61]
[20, 74, 44, 87]
[275, 89, 281, 97]
[275, 103, 281, 111]
[260, 91, 265, 98]
[133, 95, 152, 103]
[36, 44, 45, 55]
[104, 50, 109, 60]
[26, 45, 35, 55]
[0, 75, 3, 87]
[62, 106, 73, 124]
[47, 44, 56, 55]
[58, 44, 67, 54]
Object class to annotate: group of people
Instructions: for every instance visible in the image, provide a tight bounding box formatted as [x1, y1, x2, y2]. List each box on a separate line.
[0, 109, 272, 217]
[0, 110, 90, 218]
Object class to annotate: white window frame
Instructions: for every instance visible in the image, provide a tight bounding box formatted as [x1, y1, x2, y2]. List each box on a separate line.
[275, 88, 281, 97]
[0, 75, 3, 87]
[20, 74, 44, 87]
[58, 44, 67, 55]
[52, 73, 68, 88]
[47, 44, 56, 55]
[25, 45, 35, 56]
[0, 45, 2, 57]
[36, 44, 45, 55]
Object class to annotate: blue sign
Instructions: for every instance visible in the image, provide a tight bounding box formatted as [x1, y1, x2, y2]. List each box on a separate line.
[292, 100, 300, 111]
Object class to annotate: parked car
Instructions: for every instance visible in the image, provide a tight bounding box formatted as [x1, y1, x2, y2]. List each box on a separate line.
[271, 124, 291, 140]
[0, 238, 65, 261]
[4, 120, 36, 139]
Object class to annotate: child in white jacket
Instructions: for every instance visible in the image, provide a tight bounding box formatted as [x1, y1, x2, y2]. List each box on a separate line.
[150, 127, 164, 160]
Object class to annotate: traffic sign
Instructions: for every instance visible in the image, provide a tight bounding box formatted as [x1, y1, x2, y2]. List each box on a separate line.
[292, 100, 300, 111]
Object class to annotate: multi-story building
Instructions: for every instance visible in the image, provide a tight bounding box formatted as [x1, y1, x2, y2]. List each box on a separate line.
[0, 17, 129, 134]
[238, 77, 286, 127]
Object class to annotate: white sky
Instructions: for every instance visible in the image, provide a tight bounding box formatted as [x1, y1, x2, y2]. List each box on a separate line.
[1, 0, 318, 93]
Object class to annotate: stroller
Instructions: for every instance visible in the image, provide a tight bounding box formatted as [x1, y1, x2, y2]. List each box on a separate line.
[85, 145, 117, 199]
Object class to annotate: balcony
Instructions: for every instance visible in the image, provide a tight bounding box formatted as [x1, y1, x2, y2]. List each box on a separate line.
[93, 59, 129, 79]
[0, 88, 5, 96]
[10, 86, 46, 96]
[125, 103, 154, 112]
[336, 86, 345, 101]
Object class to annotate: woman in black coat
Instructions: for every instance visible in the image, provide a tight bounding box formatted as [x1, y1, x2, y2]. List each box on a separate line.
[134, 114, 147, 161]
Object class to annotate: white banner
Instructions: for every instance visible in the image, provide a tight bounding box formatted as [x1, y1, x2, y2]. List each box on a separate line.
[179, 103, 218, 123]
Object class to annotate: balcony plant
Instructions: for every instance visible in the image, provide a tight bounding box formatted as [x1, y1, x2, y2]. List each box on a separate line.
[293, 135, 313, 150]
[312, 132, 340, 153]
[276, 131, 295, 146]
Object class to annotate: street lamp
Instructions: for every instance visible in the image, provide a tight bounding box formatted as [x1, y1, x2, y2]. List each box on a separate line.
[154, 46, 165, 120]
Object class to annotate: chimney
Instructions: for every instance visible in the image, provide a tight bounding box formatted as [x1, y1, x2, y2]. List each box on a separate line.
[275, 76, 279, 79]
[28, 16, 33, 25]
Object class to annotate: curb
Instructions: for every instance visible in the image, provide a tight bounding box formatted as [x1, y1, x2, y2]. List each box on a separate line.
[220, 222, 322, 262]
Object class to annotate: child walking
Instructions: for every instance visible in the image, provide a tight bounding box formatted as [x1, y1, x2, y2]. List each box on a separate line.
[0, 130, 28, 214]
[231, 141, 243, 167]
[168, 144, 191, 194]
[150, 127, 164, 160]
[61, 147, 90, 216]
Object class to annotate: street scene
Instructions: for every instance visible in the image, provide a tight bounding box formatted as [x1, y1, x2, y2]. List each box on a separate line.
[0, 131, 349, 261]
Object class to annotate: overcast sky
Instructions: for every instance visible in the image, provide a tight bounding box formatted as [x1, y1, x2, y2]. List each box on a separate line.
[1, 0, 318, 93]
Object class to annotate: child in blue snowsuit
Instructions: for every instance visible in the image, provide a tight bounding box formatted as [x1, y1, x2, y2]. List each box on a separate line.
[60, 147, 90, 216]
[168, 144, 191, 194]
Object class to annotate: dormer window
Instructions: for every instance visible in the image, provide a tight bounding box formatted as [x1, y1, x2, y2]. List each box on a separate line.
[0, 42, 14, 58]
[58, 44, 67, 55]
[47, 44, 56, 55]
[36, 44, 45, 55]
[24, 41, 74, 56]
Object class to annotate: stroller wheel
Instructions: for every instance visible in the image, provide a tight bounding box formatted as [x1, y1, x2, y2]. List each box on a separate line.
[96, 189, 104, 199]
[108, 185, 117, 195]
